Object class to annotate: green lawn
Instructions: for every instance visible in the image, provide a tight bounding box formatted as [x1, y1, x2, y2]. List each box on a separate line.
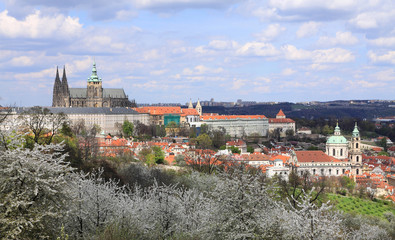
[327, 194, 395, 219]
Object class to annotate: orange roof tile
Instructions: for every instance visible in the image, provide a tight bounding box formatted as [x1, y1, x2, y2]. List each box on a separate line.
[181, 108, 199, 116]
[295, 151, 345, 163]
[276, 109, 285, 117]
[269, 118, 295, 123]
[135, 106, 182, 115]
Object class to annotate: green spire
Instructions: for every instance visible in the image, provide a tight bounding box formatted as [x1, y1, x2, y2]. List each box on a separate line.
[334, 121, 341, 135]
[352, 122, 360, 137]
[88, 60, 101, 82]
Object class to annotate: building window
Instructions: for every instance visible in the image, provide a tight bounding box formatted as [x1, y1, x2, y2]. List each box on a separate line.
[329, 169, 332, 175]
[340, 149, 343, 156]
[356, 156, 359, 162]
[332, 149, 335, 156]
[342, 169, 345, 174]
[336, 169, 339, 175]
[356, 169, 359, 175]
[313, 169, 316, 175]
[356, 143, 359, 149]
[321, 169, 324, 175]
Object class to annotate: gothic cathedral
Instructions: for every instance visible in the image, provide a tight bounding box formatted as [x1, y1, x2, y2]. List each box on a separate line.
[52, 62, 136, 108]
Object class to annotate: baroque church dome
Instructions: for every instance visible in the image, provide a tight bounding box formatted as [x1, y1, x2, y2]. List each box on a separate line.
[326, 123, 348, 144]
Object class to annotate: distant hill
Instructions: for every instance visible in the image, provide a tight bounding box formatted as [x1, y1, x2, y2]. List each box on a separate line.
[203, 102, 395, 120]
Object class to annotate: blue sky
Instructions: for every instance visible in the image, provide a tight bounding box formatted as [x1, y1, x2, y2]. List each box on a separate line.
[0, 0, 394, 106]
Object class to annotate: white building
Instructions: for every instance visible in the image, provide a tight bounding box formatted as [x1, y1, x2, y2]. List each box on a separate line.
[266, 159, 290, 179]
[200, 115, 269, 137]
[268, 110, 296, 137]
[291, 150, 352, 176]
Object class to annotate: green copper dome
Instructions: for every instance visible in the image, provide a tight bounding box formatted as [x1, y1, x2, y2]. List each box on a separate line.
[88, 61, 101, 82]
[327, 135, 348, 144]
[352, 122, 359, 138]
[327, 122, 348, 144]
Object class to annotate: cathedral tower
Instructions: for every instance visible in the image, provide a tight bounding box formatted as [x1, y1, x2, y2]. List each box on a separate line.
[61, 66, 70, 107]
[52, 67, 63, 107]
[86, 61, 103, 107]
[349, 122, 362, 176]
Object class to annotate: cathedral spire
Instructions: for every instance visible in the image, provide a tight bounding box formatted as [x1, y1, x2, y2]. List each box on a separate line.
[61, 65, 69, 94]
[55, 66, 61, 83]
[88, 60, 100, 82]
[52, 66, 62, 107]
[188, 98, 193, 109]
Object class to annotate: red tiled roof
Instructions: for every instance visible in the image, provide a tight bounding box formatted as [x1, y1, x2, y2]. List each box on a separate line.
[295, 151, 345, 163]
[180, 108, 199, 116]
[135, 106, 181, 115]
[270, 154, 290, 164]
[276, 109, 285, 117]
[226, 139, 246, 146]
[269, 118, 295, 123]
[201, 115, 267, 120]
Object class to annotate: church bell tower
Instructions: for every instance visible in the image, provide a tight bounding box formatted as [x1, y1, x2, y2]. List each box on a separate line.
[349, 122, 362, 176]
[87, 61, 103, 107]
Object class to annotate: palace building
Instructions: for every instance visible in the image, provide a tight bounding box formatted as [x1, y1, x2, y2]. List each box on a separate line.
[52, 62, 136, 108]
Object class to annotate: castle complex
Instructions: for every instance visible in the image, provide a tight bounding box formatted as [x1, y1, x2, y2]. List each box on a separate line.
[52, 62, 136, 108]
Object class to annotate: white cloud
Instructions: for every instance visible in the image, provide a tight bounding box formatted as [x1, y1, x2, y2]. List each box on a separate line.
[236, 42, 279, 57]
[313, 48, 355, 63]
[349, 9, 395, 29]
[133, 80, 167, 91]
[133, 0, 241, 9]
[142, 49, 161, 61]
[106, 78, 122, 87]
[182, 65, 223, 75]
[282, 45, 312, 60]
[254, 24, 286, 41]
[208, 40, 238, 50]
[368, 51, 395, 64]
[231, 78, 247, 90]
[269, 0, 358, 11]
[368, 37, 395, 47]
[150, 69, 168, 75]
[115, 10, 138, 20]
[317, 32, 359, 46]
[296, 21, 320, 38]
[282, 68, 295, 75]
[0, 10, 82, 39]
[370, 69, 395, 82]
[9, 56, 34, 66]
[309, 63, 331, 71]
[282, 45, 354, 63]
[14, 68, 54, 81]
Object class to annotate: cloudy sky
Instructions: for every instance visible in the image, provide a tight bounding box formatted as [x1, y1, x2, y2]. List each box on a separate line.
[0, 0, 394, 106]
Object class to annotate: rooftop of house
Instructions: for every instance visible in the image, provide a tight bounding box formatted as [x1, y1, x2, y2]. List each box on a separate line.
[268, 118, 295, 123]
[295, 150, 345, 163]
[134, 106, 182, 115]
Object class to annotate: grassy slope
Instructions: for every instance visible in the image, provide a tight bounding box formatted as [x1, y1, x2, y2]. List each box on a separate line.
[328, 194, 395, 219]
